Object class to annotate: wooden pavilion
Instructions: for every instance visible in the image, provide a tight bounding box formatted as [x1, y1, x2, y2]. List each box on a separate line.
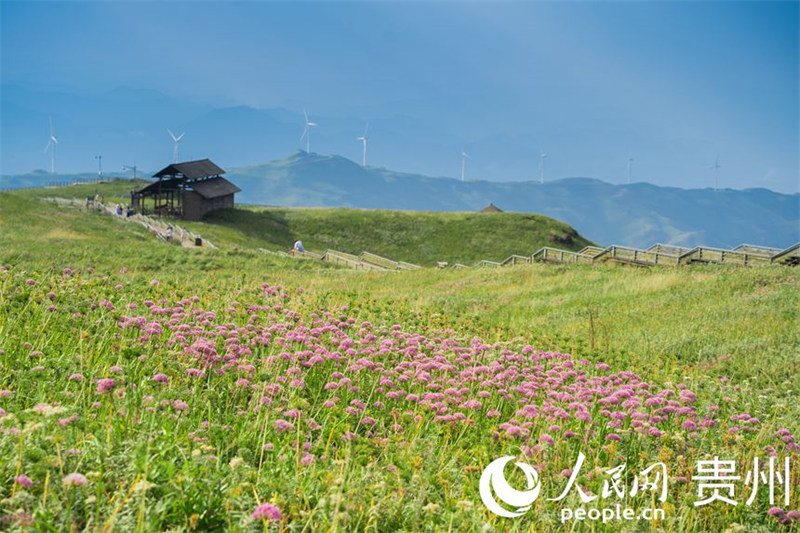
[130, 159, 241, 220]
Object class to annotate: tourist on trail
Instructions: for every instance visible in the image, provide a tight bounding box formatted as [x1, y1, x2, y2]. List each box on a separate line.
[294, 240, 305, 254]
[166, 226, 174, 241]
[126, 206, 133, 217]
[115, 204, 123, 217]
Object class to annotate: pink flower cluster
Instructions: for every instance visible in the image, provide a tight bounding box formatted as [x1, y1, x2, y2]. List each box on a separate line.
[252, 503, 282, 521]
[103, 282, 747, 452]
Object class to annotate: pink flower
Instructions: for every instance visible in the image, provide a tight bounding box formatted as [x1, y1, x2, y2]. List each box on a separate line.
[539, 434, 555, 446]
[68, 373, 84, 382]
[301, 452, 316, 465]
[517, 405, 539, 419]
[273, 419, 294, 433]
[605, 433, 622, 441]
[58, 414, 79, 427]
[461, 399, 481, 409]
[152, 373, 169, 383]
[96, 378, 117, 394]
[252, 503, 282, 521]
[62, 473, 88, 487]
[767, 507, 785, 517]
[15, 475, 33, 487]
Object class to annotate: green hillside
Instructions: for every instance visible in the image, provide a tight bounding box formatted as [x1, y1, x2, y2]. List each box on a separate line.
[0, 184, 798, 532]
[1, 179, 593, 267]
[199, 206, 591, 266]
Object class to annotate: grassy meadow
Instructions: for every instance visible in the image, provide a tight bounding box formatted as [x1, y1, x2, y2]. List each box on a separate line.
[0, 183, 798, 532]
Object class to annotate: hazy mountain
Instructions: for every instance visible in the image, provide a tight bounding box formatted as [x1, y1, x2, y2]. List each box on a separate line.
[226, 151, 799, 249]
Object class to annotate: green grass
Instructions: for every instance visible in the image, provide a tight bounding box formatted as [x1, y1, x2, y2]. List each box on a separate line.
[0, 184, 798, 532]
[194, 205, 592, 266]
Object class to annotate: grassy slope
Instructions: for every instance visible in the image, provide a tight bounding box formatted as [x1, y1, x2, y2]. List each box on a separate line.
[198, 206, 591, 266]
[4, 179, 593, 266]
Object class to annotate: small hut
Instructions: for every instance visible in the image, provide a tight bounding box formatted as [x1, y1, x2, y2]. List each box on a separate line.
[130, 159, 241, 220]
[479, 203, 504, 213]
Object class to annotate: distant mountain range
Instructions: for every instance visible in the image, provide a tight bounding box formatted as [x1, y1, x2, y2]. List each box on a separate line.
[3, 151, 797, 249]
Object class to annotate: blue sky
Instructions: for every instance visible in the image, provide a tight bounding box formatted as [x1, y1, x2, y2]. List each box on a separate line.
[1, 1, 798, 193]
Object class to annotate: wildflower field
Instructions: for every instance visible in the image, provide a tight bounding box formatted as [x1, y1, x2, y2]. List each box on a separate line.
[1, 186, 799, 532]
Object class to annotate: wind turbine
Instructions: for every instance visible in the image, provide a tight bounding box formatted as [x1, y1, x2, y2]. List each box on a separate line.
[122, 164, 138, 180]
[711, 154, 721, 191]
[627, 155, 634, 184]
[357, 124, 369, 167]
[461, 150, 470, 182]
[300, 109, 318, 153]
[168, 129, 185, 163]
[43, 117, 58, 173]
[539, 148, 547, 184]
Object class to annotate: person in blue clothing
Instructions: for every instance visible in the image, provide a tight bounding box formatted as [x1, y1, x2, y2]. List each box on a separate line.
[293, 240, 305, 254]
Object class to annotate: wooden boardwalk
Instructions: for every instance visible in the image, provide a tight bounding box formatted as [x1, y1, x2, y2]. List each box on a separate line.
[266, 241, 798, 272]
[526, 242, 799, 268]
[263, 249, 423, 271]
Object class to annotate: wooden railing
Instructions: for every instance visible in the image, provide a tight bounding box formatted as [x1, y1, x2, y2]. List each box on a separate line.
[647, 243, 691, 256]
[530, 247, 587, 264]
[732, 244, 783, 256]
[525, 243, 797, 268]
[593, 245, 680, 266]
[499, 255, 530, 267]
[771, 243, 800, 265]
[677, 246, 772, 267]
